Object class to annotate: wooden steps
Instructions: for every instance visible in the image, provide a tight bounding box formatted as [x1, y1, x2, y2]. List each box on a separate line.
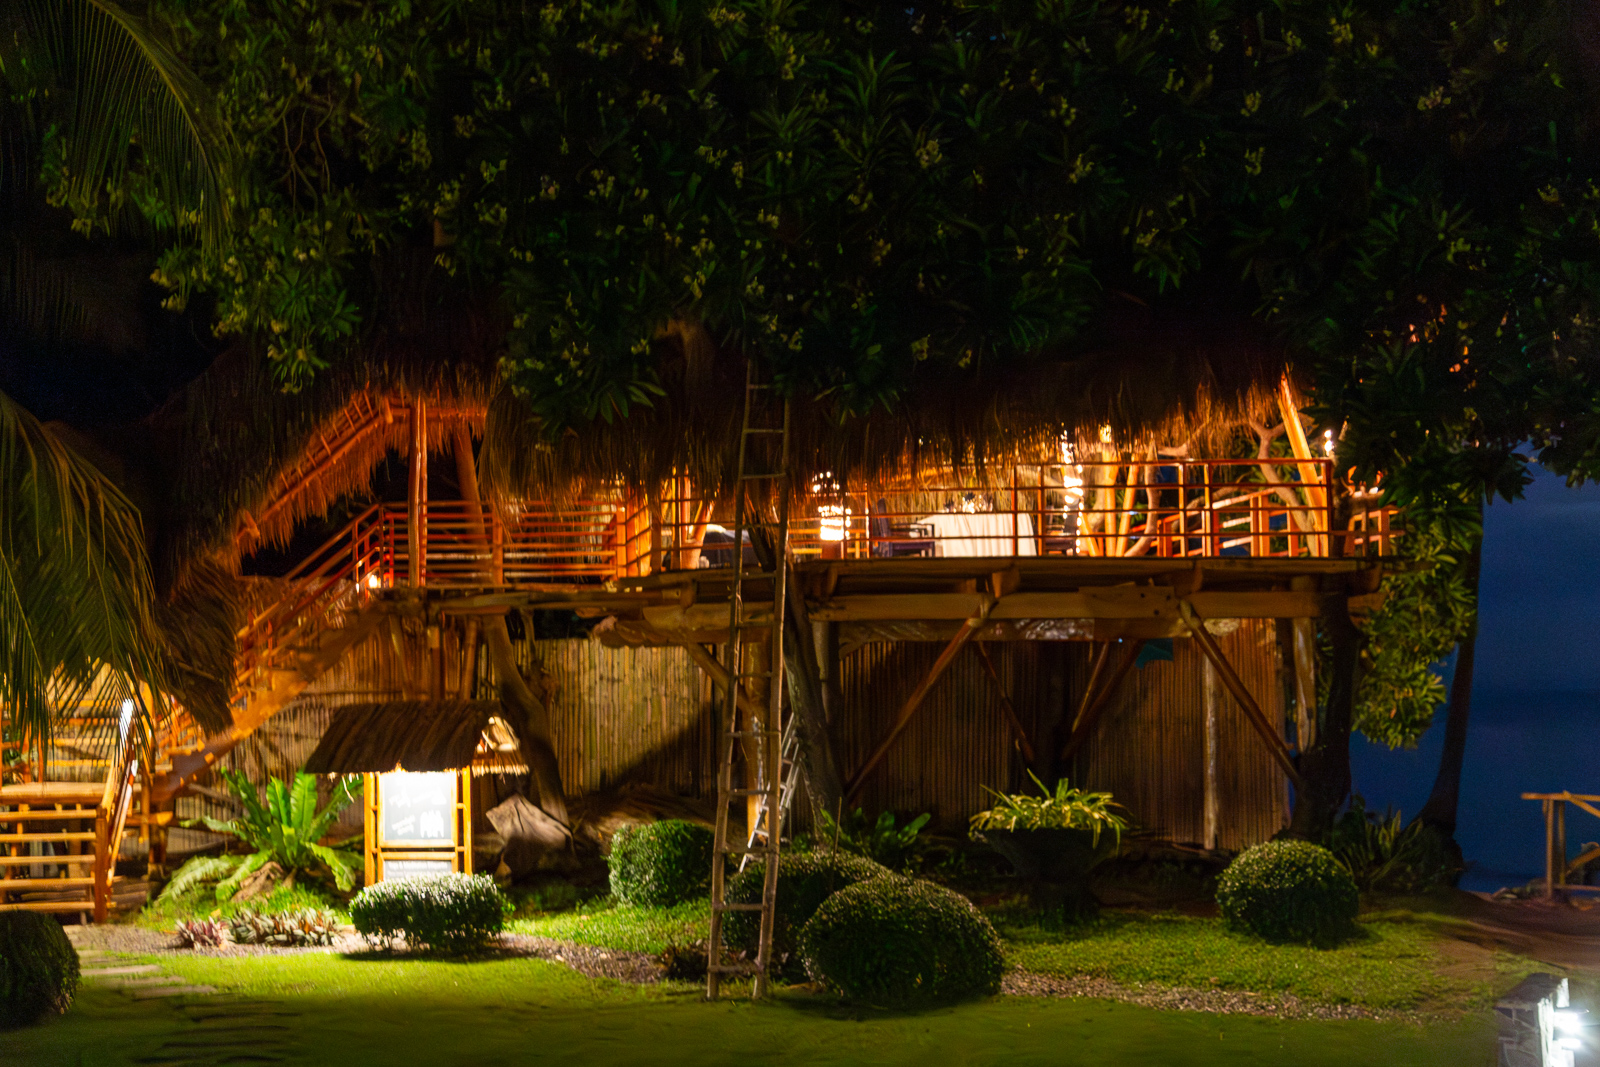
[0, 877, 95, 890]
[0, 780, 133, 919]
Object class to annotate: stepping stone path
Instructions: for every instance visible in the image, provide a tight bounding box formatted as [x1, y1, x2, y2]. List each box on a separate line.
[77, 951, 301, 1064]
[77, 951, 217, 998]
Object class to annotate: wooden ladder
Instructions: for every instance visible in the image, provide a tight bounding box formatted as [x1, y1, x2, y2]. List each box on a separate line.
[706, 362, 791, 1000]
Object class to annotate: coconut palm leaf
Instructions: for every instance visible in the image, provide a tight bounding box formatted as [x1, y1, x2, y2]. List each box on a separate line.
[156, 853, 243, 902]
[0, 0, 235, 248]
[0, 388, 169, 748]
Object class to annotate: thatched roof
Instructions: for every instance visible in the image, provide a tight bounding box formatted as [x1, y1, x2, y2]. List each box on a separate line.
[482, 296, 1289, 505]
[303, 699, 522, 775]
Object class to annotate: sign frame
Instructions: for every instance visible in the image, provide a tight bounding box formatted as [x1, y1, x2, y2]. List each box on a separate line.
[363, 769, 473, 885]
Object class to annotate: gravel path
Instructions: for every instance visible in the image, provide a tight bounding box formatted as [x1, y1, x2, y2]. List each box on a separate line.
[1000, 970, 1400, 1020]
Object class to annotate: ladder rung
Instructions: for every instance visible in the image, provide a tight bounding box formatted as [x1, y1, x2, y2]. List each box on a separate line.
[725, 730, 782, 738]
[726, 789, 778, 797]
[738, 472, 786, 481]
[743, 428, 786, 435]
[711, 902, 768, 912]
[718, 844, 778, 855]
[708, 963, 765, 974]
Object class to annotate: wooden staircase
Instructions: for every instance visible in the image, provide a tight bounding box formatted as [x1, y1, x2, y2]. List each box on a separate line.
[1, 749, 137, 920]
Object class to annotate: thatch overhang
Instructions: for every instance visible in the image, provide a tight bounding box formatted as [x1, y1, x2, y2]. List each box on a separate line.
[303, 699, 527, 776]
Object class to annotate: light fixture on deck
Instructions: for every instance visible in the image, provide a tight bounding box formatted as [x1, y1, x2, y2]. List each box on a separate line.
[811, 472, 850, 543]
[366, 573, 381, 590]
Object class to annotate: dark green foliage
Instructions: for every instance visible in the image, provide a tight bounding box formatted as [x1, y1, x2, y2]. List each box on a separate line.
[816, 808, 932, 872]
[1216, 841, 1359, 945]
[0, 913, 79, 1029]
[349, 874, 508, 954]
[798, 876, 1004, 1007]
[607, 820, 715, 907]
[723, 850, 889, 968]
[1327, 798, 1460, 893]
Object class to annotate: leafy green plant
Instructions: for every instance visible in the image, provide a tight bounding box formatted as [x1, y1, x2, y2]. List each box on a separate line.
[1217, 841, 1359, 946]
[799, 876, 1005, 1007]
[166, 769, 360, 902]
[350, 874, 508, 954]
[816, 808, 933, 872]
[969, 773, 1128, 845]
[228, 908, 341, 947]
[0, 912, 79, 1029]
[607, 820, 716, 907]
[722, 851, 889, 972]
[1327, 797, 1459, 893]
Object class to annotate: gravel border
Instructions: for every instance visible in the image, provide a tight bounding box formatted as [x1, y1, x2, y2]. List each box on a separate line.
[1000, 969, 1408, 1021]
[68, 924, 1426, 1019]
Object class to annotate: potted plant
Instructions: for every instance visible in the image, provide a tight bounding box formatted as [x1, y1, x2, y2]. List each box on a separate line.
[969, 774, 1127, 920]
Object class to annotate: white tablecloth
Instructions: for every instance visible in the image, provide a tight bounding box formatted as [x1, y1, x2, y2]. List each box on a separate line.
[918, 512, 1037, 557]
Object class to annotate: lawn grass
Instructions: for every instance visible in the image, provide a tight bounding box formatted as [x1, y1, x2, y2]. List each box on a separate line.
[995, 908, 1546, 1013]
[507, 896, 709, 953]
[2, 949, 1497, 1067]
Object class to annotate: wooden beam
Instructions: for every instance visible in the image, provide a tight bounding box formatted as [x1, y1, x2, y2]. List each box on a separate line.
[1277, 374, 1330, 556]
[844, 618, 984, 804]
[1060, 640, 1144, 764]
[973, 643, 1035, 764]
[1177, 600, 1303, 790]
[679, 641, 766, 721]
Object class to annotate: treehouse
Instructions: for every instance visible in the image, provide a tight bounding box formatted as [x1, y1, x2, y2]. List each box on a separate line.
[3, 332, 1399, 916]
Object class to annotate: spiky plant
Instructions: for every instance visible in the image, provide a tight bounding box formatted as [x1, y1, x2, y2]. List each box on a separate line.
[182, 770, 361, 901]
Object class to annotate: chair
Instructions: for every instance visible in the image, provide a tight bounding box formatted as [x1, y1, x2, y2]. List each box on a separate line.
[869, 499, 935, 558]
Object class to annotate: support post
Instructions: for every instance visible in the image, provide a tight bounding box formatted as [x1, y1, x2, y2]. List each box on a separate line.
[1557, 800, 1567, 892]
[973, 642, 1035, 764]
[1289, 576, 1317, 750]
[1545, 799, 1556, 899]
[1202, 656, 1221, 851]
[408, 398, 428, 586]
[1178, 600, 1304, 790]
[1060, 639, 1144, 765]
[844, 618, 983, 804]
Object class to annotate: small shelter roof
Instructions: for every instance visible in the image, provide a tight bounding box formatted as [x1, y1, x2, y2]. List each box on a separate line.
[303, 700, 525, 776]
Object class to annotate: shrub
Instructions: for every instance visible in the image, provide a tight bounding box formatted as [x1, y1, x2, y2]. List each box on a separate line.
[175, 919, 230, 949]
[816, 808, 932, 871]
[350, 874, 507, 953]
[723, 850, 889, 968]
[0, 913, 80, 1029]
[798, 876, 1004, 1007]
[1216, 840, 1360, 945]
[1326, 797, 1460, 892]
[607, 820, 715, 906]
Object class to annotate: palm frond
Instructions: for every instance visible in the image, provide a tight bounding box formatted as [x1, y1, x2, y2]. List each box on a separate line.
[157, 853, 242, 902]
[0, 388, 169, 747]
[1, 0, 235, 247]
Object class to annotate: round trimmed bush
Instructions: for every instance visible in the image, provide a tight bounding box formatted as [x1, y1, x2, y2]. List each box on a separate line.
[350, 873, 508, 953]
[1216, 840, 1359, 945]
[798, 876, 1004, 1006]
[608, 820, 715, 906]
[0, 913, 80, 1029]
[723, 850, 889, 967]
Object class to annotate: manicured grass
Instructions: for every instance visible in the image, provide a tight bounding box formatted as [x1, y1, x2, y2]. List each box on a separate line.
[995, 909, 1545, 1013]
[508, 896, 709, 954]
[3, 950, 1497, 1067]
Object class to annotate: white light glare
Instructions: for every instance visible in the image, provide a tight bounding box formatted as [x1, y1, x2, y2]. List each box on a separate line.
[1557, 1037, 1583, 1052]
[1554, 1010, 1588, 1033]
[118, 698, 134, 739]
[366, 573, 381, 590]
[818, 504, 851, 542]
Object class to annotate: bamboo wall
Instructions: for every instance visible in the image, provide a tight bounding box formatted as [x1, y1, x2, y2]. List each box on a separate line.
[191, 617, 1288, 854]
[1073, 620, 1291, 850]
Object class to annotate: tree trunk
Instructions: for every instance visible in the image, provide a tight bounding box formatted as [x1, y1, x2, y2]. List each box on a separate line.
[1415, 520, 1484, 843]
[1288, 592, 1360, 841]
[451, 427, 568, 824]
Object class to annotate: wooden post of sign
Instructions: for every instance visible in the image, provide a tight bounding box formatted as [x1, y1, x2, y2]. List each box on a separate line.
[364, 773, 378, 887]
[1557, 800, 1567, 892]
[1544, 799, 1556, 899]
[458, 768, 473, 875]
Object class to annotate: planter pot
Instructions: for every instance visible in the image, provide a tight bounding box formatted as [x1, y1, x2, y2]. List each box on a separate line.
[977, 828, 1114, 920]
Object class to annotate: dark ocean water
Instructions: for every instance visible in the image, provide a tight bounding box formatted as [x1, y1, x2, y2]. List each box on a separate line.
[1349, 688, 1600, 893]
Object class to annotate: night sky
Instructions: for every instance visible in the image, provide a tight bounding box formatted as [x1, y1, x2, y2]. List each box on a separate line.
[1352, 466, 1600, 888]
